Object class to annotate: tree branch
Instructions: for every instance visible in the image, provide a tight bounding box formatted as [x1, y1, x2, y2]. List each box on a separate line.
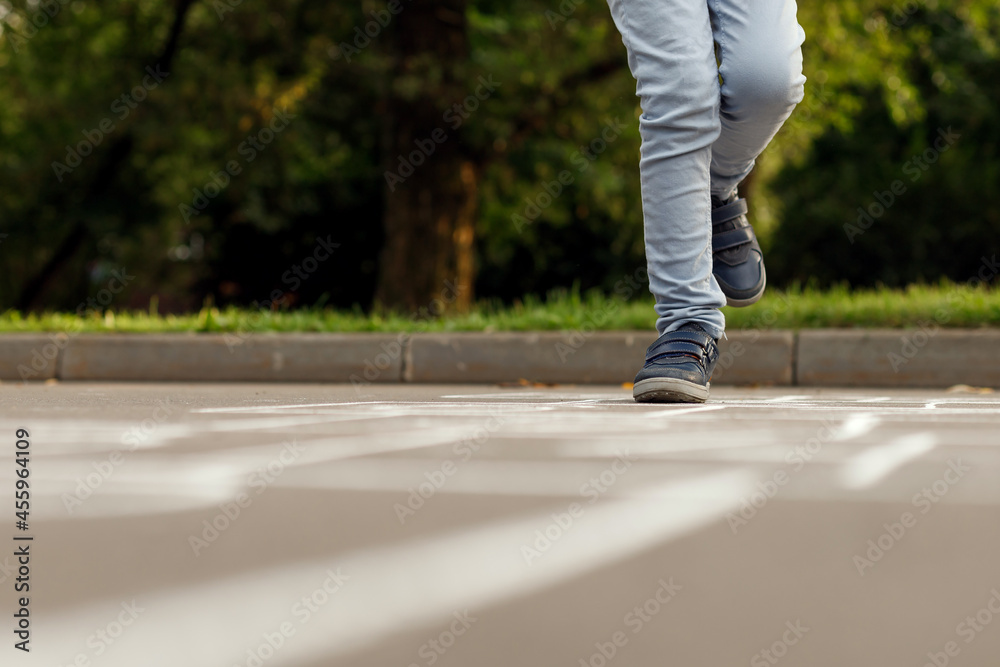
[16, 0, 198, 311]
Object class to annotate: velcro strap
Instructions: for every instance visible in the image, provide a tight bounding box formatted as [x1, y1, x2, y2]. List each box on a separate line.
[647, 341, 706, 364]
[648, 330, 712, 353]
[712, 226, 754, 252]
[647, 353, 704, 366]
[711, 198, 748, 225]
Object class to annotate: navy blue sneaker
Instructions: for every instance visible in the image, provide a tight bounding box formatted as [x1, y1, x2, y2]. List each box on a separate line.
[711, 194, 766, 307]
[633, 323, 720, 403]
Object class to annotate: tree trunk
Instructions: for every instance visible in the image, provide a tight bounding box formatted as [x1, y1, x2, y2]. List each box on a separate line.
[375, 0, 476, 314]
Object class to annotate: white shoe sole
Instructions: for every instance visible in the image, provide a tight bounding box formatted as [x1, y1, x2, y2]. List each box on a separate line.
[633, 377, 710, 404]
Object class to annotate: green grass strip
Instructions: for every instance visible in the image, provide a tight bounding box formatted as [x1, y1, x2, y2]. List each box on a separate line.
[1, 282, 998, 334]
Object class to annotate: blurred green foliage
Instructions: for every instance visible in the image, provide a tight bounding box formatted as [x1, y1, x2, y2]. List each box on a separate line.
[0, 0, 997, 313]
[767, 0, 1000, 287]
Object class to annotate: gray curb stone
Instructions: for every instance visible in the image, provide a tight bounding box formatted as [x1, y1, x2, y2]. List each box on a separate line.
[59, 334, 405, 382]
[408, 332, 653, 384]
[407, 331, 795, 386]
[2, 329, 996, 387]
[798, 329, 1000, 388]
[0, 334, 64, 381]
[712, 331, 795, 386]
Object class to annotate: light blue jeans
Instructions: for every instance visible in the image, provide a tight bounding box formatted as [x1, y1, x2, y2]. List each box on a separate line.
[606, 0, 806, 339]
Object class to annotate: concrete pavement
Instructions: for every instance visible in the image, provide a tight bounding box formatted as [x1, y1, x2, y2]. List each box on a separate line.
[2, 383, 1000, 666]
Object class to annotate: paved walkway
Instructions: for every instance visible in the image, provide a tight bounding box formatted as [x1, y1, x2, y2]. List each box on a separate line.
[3, 383, 1000, 666]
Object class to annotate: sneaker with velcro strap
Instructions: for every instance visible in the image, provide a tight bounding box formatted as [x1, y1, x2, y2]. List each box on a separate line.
[633, 322, 720, 404]
[711, 194, 766, 307]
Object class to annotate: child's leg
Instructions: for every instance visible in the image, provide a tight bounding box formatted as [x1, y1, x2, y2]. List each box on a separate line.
[606, 0, 726, 340]
[708, 0, 806, 200]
